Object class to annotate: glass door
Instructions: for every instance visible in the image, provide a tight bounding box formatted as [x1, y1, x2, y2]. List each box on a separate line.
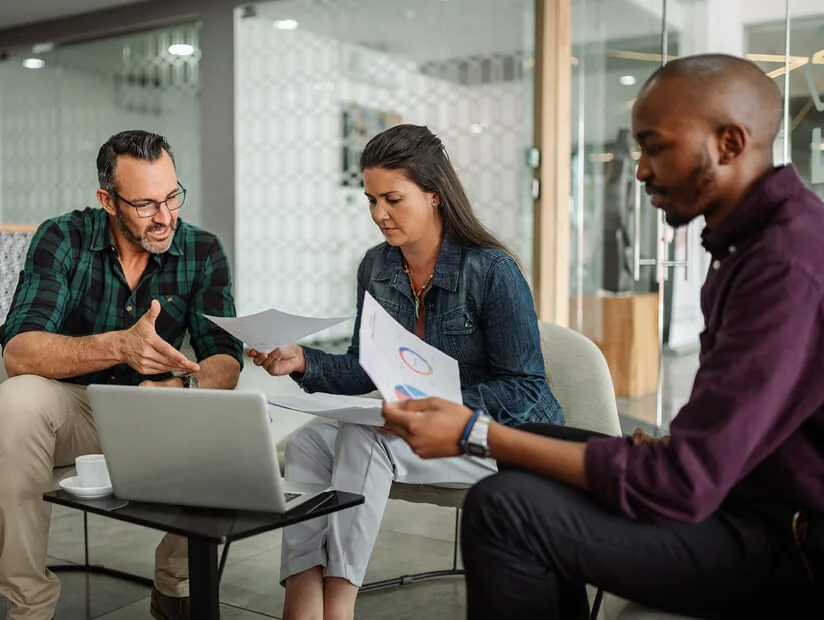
[570, 0, 675, 432]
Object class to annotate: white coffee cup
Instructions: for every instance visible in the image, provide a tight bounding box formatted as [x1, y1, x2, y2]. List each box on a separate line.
[75, 454, 111, 488]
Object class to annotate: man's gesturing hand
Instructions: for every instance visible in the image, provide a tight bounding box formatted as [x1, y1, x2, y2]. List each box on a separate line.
[121, 299, 199, 376]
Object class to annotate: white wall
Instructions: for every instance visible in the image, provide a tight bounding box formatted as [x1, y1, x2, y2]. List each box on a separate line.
[0, 42, 201, 227]
[235, 17, 533, 342]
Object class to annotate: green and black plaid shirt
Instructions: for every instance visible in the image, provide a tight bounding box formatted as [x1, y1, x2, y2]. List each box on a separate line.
[1, 207, 243, 386]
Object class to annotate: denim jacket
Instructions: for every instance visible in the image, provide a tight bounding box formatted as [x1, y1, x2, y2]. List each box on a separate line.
[298, 239, 564, 427]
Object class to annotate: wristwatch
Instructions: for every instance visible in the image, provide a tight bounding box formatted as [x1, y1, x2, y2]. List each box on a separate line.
[462, 412, 491, 458]
[181, 374, 200, 389]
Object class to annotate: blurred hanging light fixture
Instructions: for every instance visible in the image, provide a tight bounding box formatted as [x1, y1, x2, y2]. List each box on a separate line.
[274, 19, 299, 30]
[168, 43, 195, 56]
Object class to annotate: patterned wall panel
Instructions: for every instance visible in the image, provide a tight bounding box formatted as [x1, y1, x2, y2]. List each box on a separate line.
[0, 24, 202, 228]
[236, 0, 535, 343]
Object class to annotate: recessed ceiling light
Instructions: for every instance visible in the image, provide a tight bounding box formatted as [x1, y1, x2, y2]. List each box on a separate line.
[619, 74, 636, 86]
[22, 58, 45, 69]
[168, 44, 195, 56]
[274, 19, 299, 30]
[470, 123, 484, 134]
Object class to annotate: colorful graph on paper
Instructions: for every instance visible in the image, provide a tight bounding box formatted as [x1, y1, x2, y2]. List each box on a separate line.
[358, 292, 462, 405]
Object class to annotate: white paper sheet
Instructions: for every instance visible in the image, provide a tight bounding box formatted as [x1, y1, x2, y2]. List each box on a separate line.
[204, 309, 352, 353]
[358, 292, 463, 404]
[268, 393, 384, 426]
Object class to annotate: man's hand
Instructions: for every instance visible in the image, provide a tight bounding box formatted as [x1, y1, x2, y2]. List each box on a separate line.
[248, 344, 306, 376]
[382, 398, 475, 459]
[139, 377, 184, 388]
[631, 428, 671, 447]
[121, 300, 199, 375]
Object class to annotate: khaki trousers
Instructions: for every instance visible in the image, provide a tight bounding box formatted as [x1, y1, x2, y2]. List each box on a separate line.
[0, 375, 189, 620]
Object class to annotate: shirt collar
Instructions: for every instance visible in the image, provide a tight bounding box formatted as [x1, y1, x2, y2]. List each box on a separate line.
[701, 165, 805, 257]
[377, 237, 462, 293]
[88, 208, 184, 257]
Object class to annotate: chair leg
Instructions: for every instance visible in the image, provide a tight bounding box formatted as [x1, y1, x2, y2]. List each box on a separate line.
[360, 507, 465, 592]
[452, 508, 460, 571]
[218, 542, 231, 580]
[48, 510, 153, 588]
[590, 587, 604, 620]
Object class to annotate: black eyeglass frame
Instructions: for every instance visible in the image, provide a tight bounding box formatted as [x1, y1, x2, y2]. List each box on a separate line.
[110, 182, 187, 218]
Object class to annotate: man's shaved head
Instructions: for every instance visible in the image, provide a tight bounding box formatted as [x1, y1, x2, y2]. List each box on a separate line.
[632, 54, 782, 229]
[643, 54, 783, 152]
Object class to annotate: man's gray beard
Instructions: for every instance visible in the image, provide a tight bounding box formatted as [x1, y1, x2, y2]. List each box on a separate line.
[116, 206, 176, 254]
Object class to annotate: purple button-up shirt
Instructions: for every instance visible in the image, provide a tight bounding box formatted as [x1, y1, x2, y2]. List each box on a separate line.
[586, 166, 824, 523]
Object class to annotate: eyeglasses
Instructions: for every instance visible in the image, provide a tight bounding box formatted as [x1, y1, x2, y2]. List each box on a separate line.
[111, 183, 187, 219]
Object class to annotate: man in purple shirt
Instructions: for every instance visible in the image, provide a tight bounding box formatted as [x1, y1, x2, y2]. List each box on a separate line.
[383, 54, 824, 619]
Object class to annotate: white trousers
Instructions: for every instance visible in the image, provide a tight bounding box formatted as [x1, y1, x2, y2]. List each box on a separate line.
[280, 420, 497, 587]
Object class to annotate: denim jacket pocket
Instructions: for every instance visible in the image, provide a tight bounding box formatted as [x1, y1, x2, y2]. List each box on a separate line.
[441, 306, 481, 383]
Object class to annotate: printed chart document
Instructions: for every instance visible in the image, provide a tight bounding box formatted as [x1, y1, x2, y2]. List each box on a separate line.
[204, 309, 351, 353]
[358, 292, 463, 404]
[267, 393, 383, 426]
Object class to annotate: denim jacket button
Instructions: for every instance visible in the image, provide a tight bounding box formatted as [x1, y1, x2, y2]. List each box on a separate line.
[465, 319, 473, 329]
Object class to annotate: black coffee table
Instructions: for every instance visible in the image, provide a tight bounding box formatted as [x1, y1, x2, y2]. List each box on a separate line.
[44, 489, 363, 619]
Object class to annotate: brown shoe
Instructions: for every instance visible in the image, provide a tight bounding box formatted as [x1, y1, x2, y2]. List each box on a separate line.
[150, 587, 190, 620]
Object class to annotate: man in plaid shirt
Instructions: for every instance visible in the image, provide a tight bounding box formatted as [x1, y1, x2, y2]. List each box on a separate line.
[0, 130, 243, 620]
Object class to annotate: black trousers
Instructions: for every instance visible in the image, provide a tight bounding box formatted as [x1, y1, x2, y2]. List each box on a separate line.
[461, 424, 821, 620]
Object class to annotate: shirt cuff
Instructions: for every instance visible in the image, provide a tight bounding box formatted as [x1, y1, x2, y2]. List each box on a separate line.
[292, 346, 322, 391]
[585, 435, 631, 512]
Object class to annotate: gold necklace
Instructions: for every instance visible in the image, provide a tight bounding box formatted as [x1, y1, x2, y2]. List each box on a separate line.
[402, 260, 435, 319]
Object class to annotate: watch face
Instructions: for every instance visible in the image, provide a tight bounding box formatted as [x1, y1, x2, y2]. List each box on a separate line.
[182, 375, 199, 389]
[466, 443, 488, 458]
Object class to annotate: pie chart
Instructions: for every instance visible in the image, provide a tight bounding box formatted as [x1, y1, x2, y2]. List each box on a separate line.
[394, 384, 428, 401]
[399, 346, 433, 375]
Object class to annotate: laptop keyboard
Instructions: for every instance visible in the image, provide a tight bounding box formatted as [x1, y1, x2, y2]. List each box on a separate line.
[285, 492, 302, 502]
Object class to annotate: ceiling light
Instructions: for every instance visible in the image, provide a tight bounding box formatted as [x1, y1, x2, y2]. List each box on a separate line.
[405, 9, 416, 19]
[619, 74, 636, 86]
[168, 43, 194, 56]
[470, 123, 484, 134]
[22, 58, 45, 69]
[274, 19, 299, 30]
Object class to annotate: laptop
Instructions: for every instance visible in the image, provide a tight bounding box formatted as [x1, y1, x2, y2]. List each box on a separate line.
[87, 385, 331, 513]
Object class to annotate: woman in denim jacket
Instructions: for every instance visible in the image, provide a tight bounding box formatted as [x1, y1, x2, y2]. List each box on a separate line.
[249, 124, 563, 620]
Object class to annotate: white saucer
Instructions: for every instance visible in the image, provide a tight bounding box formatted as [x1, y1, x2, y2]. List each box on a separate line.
[58, 476, 113, 500]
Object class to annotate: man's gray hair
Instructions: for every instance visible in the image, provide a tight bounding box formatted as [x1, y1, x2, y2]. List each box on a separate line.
[96, 130, 175, 194]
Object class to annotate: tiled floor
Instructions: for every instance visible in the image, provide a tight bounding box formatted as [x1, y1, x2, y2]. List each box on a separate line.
[0, 351, 700, 620]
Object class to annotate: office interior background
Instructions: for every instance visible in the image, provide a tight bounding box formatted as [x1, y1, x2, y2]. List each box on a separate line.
[1, 0, 823, 439]
[0, 1, 823, 619]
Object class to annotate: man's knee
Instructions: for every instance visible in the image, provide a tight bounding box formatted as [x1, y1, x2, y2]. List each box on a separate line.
[0, 375, 56, 449]
[463, 471, 575, 535]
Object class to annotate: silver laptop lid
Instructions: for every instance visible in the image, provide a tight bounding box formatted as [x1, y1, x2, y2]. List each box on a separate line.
[87, 385, 294, 512]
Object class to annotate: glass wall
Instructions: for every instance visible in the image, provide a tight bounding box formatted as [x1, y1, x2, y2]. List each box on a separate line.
[568, 0, 824, 430]
[747, 12, 824, 198]
[234, 0, 536, 339]
[0, 23, 202, 226]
